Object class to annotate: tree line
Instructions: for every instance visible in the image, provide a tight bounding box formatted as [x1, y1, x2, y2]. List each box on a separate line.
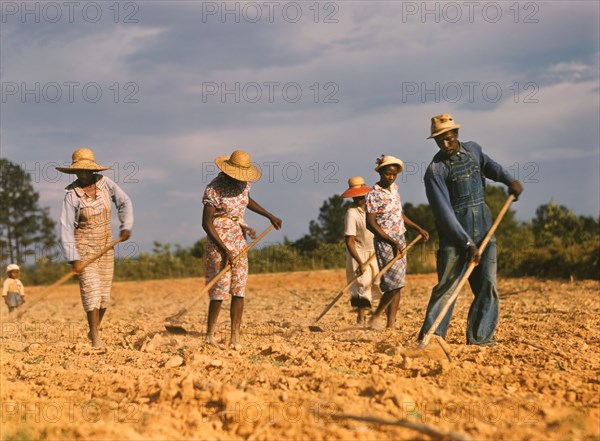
[289, 185, 599, 280]
[1, 159, 598, 285]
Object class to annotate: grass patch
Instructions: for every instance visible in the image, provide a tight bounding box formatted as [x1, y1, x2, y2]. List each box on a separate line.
[331, 367, 359, 376]
[248, 354, 265, 363]
[4, 429, 34, 441]
[25, 356, 44, 365]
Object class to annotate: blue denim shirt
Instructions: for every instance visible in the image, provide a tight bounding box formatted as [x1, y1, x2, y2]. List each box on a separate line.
[424, 141, 513, 249]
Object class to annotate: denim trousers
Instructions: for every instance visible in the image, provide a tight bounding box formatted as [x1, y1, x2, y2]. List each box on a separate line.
[417, 240, 499, 344]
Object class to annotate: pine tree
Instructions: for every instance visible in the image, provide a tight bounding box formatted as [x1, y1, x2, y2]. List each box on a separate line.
[293, 195, 350, 252]
[0, 158, 58, 265]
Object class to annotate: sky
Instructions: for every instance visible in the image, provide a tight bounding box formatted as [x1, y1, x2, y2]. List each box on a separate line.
[1, 0, 599, 258]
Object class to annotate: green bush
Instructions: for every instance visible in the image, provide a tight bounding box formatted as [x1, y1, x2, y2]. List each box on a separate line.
[15, 196, 600, 285]
[510, 239, 600, 280]
[19, 256, 71, 286]
[406, 241, 437, 274]
[248, 243, 308, 273]
[114, 249, 204, 281]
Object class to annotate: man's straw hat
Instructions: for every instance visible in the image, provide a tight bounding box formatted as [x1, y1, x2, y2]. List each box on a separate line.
[374, 155, 404, 172]
[56, 148, 111, 174]
[427, 113, 461, 139]
[341, 176, 371, 198]
[215, 150, 261, 182]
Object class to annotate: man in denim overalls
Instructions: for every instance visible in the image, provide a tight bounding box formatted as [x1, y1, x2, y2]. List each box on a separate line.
[418, 114, 523, 345]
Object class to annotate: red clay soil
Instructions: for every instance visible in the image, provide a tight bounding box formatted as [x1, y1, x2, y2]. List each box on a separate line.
[1, 271, 598, 440]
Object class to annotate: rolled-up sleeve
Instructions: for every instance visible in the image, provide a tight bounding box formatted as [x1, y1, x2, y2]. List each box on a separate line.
[344, 209, 357, 237]
[106, 177, 134, 231]
[60, 191, 80, 262]
[425, 164, 473, 249]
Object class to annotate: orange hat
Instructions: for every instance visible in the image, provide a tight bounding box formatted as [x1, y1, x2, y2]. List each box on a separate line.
[341, 176, 371, 198]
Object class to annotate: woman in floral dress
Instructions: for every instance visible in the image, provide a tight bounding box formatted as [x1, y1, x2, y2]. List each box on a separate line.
[366, 155, 428, 330]
[202, 150, 282, 349]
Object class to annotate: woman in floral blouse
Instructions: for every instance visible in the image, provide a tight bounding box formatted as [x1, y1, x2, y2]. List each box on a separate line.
[202, 150, 282, 349]
[366, 155, 429, 330]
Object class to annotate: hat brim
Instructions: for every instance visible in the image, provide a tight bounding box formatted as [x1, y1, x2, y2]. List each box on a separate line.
[56, 163, 110, 174]
[215, 156, 261, 182]
[375, 161, 404, 173]
[341, 186, 371, 198]
[427, 124, 460, 139]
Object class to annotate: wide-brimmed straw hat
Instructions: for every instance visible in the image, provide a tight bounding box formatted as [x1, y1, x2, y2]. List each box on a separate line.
[374, 155, 404, 172]
[214, 150, 261, 182]
[427, 113, 461, 139]
[56, 148, 111, 174]
[341, 176, 371, 198]
[6, 264, 19, 273]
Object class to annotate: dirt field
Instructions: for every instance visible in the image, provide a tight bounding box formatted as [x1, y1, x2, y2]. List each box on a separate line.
[1, 270, 598, 441]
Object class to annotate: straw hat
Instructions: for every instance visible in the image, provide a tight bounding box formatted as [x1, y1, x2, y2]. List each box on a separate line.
[374, 155, 404, 172]
[427, 113, 461, 139]
[341, 176, 371, 198]
[6, 264, 19, 273]
[56, 148, 111, 174]
[214, 150, 261, 182]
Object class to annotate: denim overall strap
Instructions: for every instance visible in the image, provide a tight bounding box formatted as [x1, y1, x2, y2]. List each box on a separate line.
[445, 145, 485, 212]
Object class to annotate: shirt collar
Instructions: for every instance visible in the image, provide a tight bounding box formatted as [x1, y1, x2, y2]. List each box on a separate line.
[447, 144, 468, 161]
[374, 182, 394, 193]
[352, 204, 365, 214]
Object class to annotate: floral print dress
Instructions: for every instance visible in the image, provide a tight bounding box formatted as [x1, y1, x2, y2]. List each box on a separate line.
[365, 182, 407, 292]
[203, 173, 251, 301]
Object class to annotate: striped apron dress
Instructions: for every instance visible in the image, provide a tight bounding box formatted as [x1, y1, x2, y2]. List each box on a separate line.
[74, 178, 114, 312]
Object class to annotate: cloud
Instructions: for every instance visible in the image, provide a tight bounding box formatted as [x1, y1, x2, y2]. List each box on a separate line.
[459, 78, 599, 163]
[3, 26, 166, 82]
[2, 1, 598, 253]
[543, 59, 599, 83]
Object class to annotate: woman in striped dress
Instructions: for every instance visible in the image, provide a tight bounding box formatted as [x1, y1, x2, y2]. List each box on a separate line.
[58, 148, 134, 348]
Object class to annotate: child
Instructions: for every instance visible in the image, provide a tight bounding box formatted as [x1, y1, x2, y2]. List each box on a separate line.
[342, 176, 381, 324]
[3, 264, 25, 313]
[366, 155, 429, 330]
